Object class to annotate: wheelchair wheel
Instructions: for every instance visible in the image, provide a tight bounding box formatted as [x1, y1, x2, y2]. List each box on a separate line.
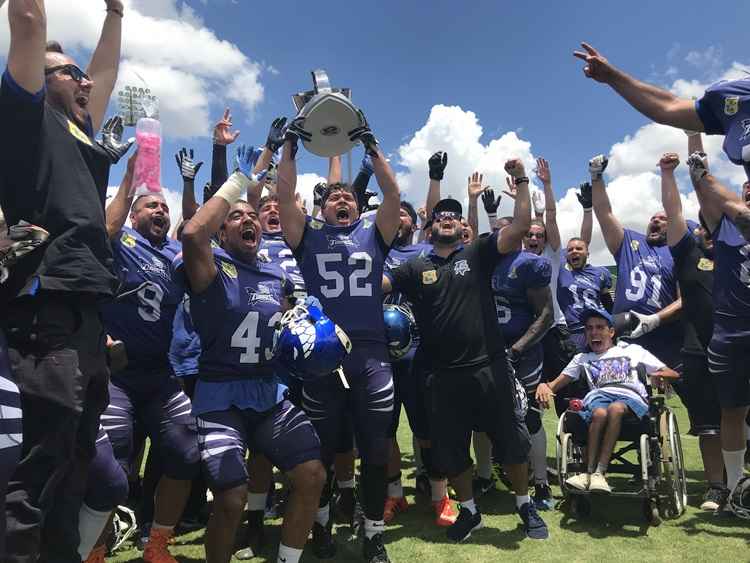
[558, 431, 571, 489]
[555, 415, 566, 486]
[659, 411, 688, 518]
[643, 498, 662, 526]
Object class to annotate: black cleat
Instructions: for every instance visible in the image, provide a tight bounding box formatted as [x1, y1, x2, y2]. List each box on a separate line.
[533, 483, 554, 511]
[311, 520, 337, 559]
[362, 533, 390, 563]
[446, 507, 482, 542]
[518, 501, 549, 539]
[234, 510, 265, 560]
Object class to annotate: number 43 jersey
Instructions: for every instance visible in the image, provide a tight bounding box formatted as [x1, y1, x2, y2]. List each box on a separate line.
[294, 216, 390, 344]
[101, 227, 183, 375]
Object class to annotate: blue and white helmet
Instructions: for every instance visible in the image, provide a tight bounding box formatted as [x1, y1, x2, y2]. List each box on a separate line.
[730, 476, 750, 520]
[274, 298, 352, 380]
[383, 304, 415, 360]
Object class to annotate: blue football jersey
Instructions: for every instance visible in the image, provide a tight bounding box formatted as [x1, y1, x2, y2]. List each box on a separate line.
[384, 241, 432, 306]
[259, 231, 305, 290]
[168, 296, 201, 378]
[179, 248, 294, 380]
[491, 251, 551, 344]
[294, 215, 390, 343]
[712, 216, 750, 337]
[557, 260, 612, 330]
[695, 79, 750, 170]
[101, 227, 183, 373]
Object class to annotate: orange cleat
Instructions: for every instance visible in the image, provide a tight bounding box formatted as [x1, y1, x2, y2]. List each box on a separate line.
[383, 496, 409, 523]
[83, 545, 107, 563]
[143, 527, 178, 563]
[433, 495, 458, 527]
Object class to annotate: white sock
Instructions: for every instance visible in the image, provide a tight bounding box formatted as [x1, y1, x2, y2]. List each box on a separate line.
[472, 432, 493, 480]
[277, 544, 303, 563]
[460, 498, 477, 514]
[77, 504, 111, 559]
[337, 478, 355, 489]
[247, 492, 268, 511]
[364, 518, 385, 539]
[387, 478, 403, 498]
[530, 427, 548, 484]
[723, 448, 747, 492]
[430, 479, 448, 502]
[515, 494, 531, 509]
[315, 503, 330, 526]
[595, 463, 607, 475]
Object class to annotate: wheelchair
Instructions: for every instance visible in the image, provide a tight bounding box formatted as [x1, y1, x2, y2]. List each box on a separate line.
[555, 365, 687, 524]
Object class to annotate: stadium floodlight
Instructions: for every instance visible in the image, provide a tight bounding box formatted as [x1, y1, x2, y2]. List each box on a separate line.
[117, 85, 159, 126]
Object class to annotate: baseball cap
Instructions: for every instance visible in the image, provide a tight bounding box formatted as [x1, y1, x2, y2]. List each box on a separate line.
[432, 198, 463, 218]
[580, 307, 614, 327]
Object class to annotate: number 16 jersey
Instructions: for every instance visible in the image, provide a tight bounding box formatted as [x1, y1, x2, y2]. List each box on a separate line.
[293, 216, 390, 344]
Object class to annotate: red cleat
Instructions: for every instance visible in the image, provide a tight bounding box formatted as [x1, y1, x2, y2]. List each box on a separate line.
[383, 496, 409, 523]
[433, 495, 458, 527]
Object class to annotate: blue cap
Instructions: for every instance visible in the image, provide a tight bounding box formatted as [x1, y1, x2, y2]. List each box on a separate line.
[580, 307, 614, 327]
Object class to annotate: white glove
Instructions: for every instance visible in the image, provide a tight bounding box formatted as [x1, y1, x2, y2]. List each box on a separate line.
[531, 190, 545, 216]
[589, 154, 609, 181]
[686, 151, 710, 185]
[630, 311, 660, 338]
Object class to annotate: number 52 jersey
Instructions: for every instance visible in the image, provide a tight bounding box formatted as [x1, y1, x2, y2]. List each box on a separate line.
[293, 216, 390, 345]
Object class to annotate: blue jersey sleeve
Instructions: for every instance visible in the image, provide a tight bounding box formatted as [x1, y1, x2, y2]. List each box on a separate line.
[601, 267, 613, 291]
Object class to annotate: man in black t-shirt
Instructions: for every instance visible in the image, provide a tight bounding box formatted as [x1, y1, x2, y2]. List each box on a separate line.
[659, 153, 725, 511]
[0, 2, 125, 560]
[384, 159, 549, 542]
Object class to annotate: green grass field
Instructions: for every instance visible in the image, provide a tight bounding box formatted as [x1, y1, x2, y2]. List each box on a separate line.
[111, 399, 749, 562]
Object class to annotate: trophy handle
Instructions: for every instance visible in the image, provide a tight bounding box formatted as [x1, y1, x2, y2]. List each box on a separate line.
[311, 69, 332, 94]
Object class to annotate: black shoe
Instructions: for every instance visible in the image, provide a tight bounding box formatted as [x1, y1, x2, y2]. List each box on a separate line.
[177, 516, 204, 533]
[701, 486, 728, 512]
[311, 520, 337, 559]
[415, 472, 431, 497]
[362, 533, 390, 563]
[335, 488, 356, 525]
[532, 483, 554, 511]
[518, 501, 549, 540]
[235, 510, 266, 559]
[446, 507, 482, 542]
[472, 476, 495, 498]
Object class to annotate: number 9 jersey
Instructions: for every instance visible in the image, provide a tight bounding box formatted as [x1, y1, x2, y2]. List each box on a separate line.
[101, 227, 183, 376]
[293, 216, 390, 344]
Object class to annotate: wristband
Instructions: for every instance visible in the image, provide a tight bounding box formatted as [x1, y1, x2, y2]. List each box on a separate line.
[583, 207, 592, 213]
[514, 176, 529, 186]
[106, 7, 124, 17]
[487, 212, 497, 221]
[213, 171, 252, 205]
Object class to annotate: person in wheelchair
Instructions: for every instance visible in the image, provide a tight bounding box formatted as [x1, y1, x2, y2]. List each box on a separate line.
[536, 308, 678, 493]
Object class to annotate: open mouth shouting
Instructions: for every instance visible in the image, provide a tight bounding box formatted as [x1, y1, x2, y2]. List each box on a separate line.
[335, 206, 351, 224]
[241, 224, 258, 244]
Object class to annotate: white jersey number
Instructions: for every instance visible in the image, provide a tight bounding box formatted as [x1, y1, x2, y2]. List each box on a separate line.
[137, 283, 164, 322]
[316, 252, 373, 298]
[569, 284, 600, 310]
[231, 311, 281, 364]
[624, 266, 662, 309]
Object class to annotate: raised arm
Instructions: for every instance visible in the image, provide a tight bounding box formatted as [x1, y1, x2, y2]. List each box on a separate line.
[658, 153, 686, 247]
[590, 154, 624, 257]
[106, 152, 136, 239]
[175, 148, 202, 221]
[351, 155, 373, 214]
[277, 123, 306, 250]
[85, 1, 124, 132]
[209, 108, 240, 199]
[535, 157, 560, 250]
[7, 0, 47, 94]
[574, 42, 702, 131]
[481, 188, 502, 231]
[426, 151, 447, 219]
[497, 159, 531, 254]
[328, 155, 343, 185]
[577, 182, 593, 245]
[466, 171, 486, 237]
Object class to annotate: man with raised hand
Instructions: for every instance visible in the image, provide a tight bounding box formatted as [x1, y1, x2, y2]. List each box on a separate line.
[588, 153, 684, 374]
[573, 42, 750, 179]
[687, 150, 750, 513]
[384, 159, 549, 542]
[101, 154, 200, 563]
[277, 112, 400, 563]
[658, 151, 724, 512]
[0, 2, 125, 560]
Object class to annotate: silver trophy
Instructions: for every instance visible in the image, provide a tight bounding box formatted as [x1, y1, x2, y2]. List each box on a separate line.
[292, 70, 363, 158]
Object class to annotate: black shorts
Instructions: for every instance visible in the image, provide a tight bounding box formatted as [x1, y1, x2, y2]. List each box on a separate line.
[671, 353, 720, 436]
[430, 358, 530, 478]
[390, 349, 430, 441]
[708, 334, 750, 408]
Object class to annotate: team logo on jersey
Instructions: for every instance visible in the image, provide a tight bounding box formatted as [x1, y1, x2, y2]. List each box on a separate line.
[139, 255, 169, 281]
[697, 257, 714, 271]
[121, 232, 137, 248]
[422, 270, 437, 284]
[310, 219, 324, 230]
[630, 239, 640, 251]
[725, 96, 740, 116]
[327, 234, 357, 249]
[67, 119, 93, 147]
[363, 219, 373, 230]
[740, 118, 750, 141]
[454, 259, 470, 276]
[221, 261, 238, 279]
[246, 282, 280, 306]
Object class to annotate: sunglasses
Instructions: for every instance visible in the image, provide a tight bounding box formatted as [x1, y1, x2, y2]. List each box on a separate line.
[433, 211, 460, 221]
[525, 232, 546, 239]
[44, 64, 91, 83]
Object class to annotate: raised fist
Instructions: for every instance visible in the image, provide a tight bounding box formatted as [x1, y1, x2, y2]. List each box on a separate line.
[504, 158, 526, 179]
[686, 151, 709, 185]
[588, 154, 609, 181]
[428, 151, 448, 181]
[658, 153, 680, 172]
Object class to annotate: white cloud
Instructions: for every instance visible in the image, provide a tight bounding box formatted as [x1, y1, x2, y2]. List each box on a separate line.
[295, 173, 327, 212]
[0, 0, 266, 138]
[685, 45, 722, 72]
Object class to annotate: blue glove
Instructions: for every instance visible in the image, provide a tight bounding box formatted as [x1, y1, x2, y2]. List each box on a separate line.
[360, 155, 374, 176]
[234, 144, 260, 179]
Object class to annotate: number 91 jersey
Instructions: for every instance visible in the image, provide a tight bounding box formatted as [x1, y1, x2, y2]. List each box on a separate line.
[294, 216, 389, 344]
[101, 227, 183, 373]
[613, 229, 677, 316]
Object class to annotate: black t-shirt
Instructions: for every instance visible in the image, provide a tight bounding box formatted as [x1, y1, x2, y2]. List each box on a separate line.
[0, 70, 116, 303]
[388, 232, 506, 371]
[670, 231, 714, 356]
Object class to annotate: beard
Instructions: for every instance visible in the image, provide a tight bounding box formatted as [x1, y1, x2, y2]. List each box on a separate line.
[434, 230, 461, 245]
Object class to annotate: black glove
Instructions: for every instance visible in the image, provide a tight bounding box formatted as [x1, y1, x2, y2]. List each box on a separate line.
[576, 182, 592, 210]
[348, 109, 378, 157]
[313, 182, 327, 208]
[428, 151, 448, 180]
[285, 116, 312, 159]
[202, 181, 215, 204]
[266, 116, 287, 152]
[481, 188, 502, 215]
[175, 148, 203, 181]
[97, 115, 134, 164]
[362, 192, 380, 213]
